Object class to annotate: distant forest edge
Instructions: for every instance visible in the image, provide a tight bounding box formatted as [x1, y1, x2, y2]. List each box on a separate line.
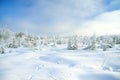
[0, 28, 120, 54]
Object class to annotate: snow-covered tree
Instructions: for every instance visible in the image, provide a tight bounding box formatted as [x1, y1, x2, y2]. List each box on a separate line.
[83, 34, 96, 50]
[0, 47, 5, 54]
[101, 35, 114, 51]
[0, 28, 14, 41]
[67, 36, 78, 50]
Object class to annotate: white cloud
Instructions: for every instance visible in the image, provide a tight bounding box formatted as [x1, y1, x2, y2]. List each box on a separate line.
[76, 10, 120, 35]
[34, 0, 104, 18]
[2, 0, 107, 35]
[29, 0, 105, 33]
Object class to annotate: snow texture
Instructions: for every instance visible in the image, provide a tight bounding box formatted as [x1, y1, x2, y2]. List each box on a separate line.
[0, 45, 120, 80]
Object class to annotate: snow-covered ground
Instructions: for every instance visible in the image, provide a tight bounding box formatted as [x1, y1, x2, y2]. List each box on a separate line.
[0, 45, 120, 80]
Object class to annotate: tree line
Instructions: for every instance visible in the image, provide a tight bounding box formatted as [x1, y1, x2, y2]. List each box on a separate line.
[0, 28, 120, 54]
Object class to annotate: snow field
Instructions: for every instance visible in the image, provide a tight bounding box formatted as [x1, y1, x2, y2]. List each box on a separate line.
[0, 46, 120, 80]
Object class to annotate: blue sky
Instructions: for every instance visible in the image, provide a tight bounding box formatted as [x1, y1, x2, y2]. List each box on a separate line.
[0, 0, 120, 35]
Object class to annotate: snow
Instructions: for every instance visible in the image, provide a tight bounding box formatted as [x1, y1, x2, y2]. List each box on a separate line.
[0, 45, 120, 80]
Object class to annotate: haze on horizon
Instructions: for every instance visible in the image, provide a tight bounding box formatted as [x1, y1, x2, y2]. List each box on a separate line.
[0, 0, 120, 35]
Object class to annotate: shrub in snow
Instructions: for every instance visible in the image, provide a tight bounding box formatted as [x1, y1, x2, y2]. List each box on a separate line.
[8, 43, 18, 48]
[83, 34, 96, 50]
[15, 32, 24, 38]
[56, 40, 62, 44]
[0, 28, 14, 41]
[0, 47, 5, 54]
[8, 38, 19, 48]
[114, 35, 120, 44]
[15, 32, 24, 47]
[67, 36, 78, 50]
[102, 43, 107, 51]
[100, 36, 115, 51]
[102, 43, 113, 51]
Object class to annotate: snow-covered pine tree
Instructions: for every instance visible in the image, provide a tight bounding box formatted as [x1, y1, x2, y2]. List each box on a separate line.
[0, 47, 5, 54]
[67, 36, 78, 50]
[0, 28, 15, 49]
[15, 32, 24, 47]
[0, 28, 14, 42]
[115, 35, 120, 44]
[101, 35, 114, 51]
[83, 34, 96, 50]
